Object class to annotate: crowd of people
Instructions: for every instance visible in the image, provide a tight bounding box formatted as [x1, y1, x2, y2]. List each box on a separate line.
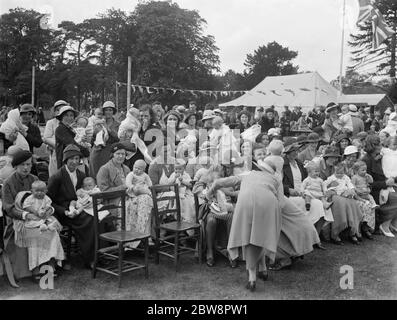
[1, 98, 397, 292]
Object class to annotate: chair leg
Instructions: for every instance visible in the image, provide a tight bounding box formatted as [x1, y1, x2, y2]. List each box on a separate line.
[144, 238, 149, 279]
[174, 232, 179, 272]
[92, 247, 98, 279]
[66, 229, 72, 261]
[1, 254, 19, 288]
[154, 232, 160, 265]
[198, 228, 202, 265]
[118, 243, 124, 288]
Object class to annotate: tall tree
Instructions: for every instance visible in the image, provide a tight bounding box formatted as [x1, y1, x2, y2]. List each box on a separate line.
[243, 41, 299, 89]
[349, 0, 397, 79]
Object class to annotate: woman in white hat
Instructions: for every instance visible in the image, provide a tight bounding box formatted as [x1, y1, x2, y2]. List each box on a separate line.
[89, 101, 121, 177]
[55, 105, 90, 170]
[43, 100, 68, 176]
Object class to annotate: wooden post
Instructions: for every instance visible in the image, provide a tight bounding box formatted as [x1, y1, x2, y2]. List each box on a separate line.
[31, 65, 35, 106]
[127, 56, 132, 109]
[115, 80, 119, 110]
[338, 0, 346, 101]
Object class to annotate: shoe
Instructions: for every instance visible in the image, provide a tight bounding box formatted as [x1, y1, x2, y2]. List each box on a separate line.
[390, 225, 397, 233]
[245, 281, 256, 292]
[363, 230, 374, 240]
[356, 235, 363, 242]
[379, 225, 395, 238]
[314, 243, 326, 250]
[257, 271, 268, 281]
[269, 260, 292, 271]
[331, 238, 344, 246]
[206, 257, 215, 267]
[349, 236, 360, 245]
[229, 258, 238, 269]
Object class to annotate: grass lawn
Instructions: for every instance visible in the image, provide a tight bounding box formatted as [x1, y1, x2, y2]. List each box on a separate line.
[1, 234, 397, 300]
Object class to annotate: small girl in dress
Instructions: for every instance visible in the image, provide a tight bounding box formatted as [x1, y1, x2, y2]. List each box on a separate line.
[22, 180, 62, 232]
[302, 161, 332, 211]
[125, 160, 152, 198]
[167, 159, 195, 227]
[69, 177, 103, 217]
[324, 162, 357, 200]
[380, 136, 397, 204]
[351, 161, 378, 209]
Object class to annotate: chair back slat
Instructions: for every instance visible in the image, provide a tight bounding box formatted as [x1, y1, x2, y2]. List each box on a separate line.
[91, 189, 127, 250]
[150, 184, 181, 227]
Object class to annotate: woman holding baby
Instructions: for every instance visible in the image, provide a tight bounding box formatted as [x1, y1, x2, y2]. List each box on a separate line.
[97, 143, 153, 247]
[48, 145, 113, 269]
[89, 101, 120, 178]
[2, 150, 64, 280]
[362, 135, 397, 237]
[55, 105, 90, 170]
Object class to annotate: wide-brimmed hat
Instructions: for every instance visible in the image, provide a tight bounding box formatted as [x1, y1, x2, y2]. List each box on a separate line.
[202, 110, 216, 121]
[176, 105, 186, 114]
[163, 110, 181, 123]
[348, 104, 359, 116]
[184, 112, 197, 124]
[296, 134, 308, 146]
[306, 132, 321, 143]
[53, 100, 69, 114]
[102, 101, 117, 114]
[343, 145, 358, 156]
[62, 144, 82, 163]
[356, 131, 368, 141]
[335, 133, 350, 144]
[323, 146, 341, 159]
[56, 105, 78, 120]
[111, 142, 128, 154]
[268, 128, 281, 137]
[214, 108, 225, 115]
[19, 103, 36, 114]
[11, 150, 33, 167]
[283, 137, 300, 153]
[325, 102, 338, 113]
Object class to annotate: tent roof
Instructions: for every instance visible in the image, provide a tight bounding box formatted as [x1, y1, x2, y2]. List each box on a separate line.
[338, 94, 388, 106]
[219, 72, 339, 108]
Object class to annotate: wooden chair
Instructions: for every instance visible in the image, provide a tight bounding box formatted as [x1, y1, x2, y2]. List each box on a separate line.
[91, 189, 150, 287]
[151, 184, 202, 271]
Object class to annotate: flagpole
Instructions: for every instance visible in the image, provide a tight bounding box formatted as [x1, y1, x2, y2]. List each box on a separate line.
[31, 64, 35, 106]
[127, 56, 132, 109]
[338, 0, 346, 102]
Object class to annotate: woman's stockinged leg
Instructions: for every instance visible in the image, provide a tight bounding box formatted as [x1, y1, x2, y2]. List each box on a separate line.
[205, 216, 217, 261]
[314, 217, 325, 235]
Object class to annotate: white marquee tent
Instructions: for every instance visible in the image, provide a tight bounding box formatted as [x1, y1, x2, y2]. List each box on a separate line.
[219, 71, 339, 108]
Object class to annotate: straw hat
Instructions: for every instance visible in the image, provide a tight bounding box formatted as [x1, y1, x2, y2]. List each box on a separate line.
[56, 105, 78, 120]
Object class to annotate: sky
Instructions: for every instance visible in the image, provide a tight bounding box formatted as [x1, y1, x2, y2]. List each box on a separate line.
[1, 0, 362, 82]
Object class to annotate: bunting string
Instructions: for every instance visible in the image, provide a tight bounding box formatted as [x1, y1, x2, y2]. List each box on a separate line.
[115, 81, 329, 97]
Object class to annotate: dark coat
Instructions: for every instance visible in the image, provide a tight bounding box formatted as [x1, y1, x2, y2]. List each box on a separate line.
[47, 166, 102, 264]
[258, 117, 275, 133]
[2, 122, 42, 153]
[55, 122, 90, 170]
[47, 166, 85, 218]
[282, 157, 307, 197]
[25, 122, 43, 152]
[362, 154, 389, 205]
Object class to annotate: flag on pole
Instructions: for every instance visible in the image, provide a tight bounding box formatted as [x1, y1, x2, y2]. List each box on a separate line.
[357, 0, 394, 49]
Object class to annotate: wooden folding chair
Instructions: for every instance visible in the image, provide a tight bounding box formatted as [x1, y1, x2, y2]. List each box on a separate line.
[151, 184, 202, 271]
[91, 189, 150, 287]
